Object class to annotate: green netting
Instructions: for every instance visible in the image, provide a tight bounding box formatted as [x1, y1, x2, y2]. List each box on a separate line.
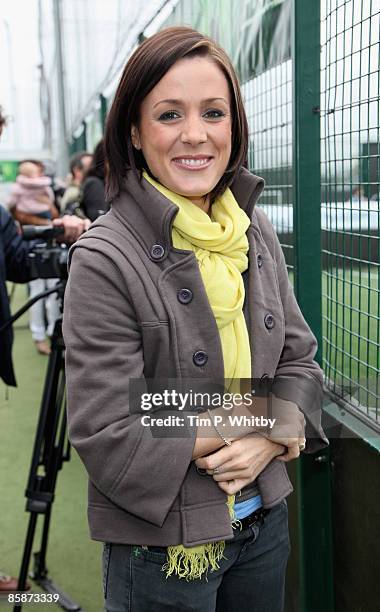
[164, 0, 379, 423]
[321, 0, 380, 423]
[243, 60, 294, 274]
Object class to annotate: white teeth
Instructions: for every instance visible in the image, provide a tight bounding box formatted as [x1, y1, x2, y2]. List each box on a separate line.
[174, 158, 210, 167]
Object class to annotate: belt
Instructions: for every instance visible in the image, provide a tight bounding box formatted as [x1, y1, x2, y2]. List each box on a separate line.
[235, 506, 270, 531]
[144, 507, 271, 554]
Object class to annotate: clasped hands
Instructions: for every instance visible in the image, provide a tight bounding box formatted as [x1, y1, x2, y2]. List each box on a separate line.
[194, 395, 306, 496]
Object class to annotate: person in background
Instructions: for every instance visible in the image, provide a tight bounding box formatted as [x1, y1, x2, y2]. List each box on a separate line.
[79, 140, 109, 221]
[7, 160, 58, 224]
[0, 104, 89, 593]
[61, 151, 93, 212]
[7, 160, 60, 355]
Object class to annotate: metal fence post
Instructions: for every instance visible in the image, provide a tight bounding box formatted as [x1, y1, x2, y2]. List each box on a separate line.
[100, 94, 107, 133]
[292, 1, 334, 610]
[53, 0, 69, 177]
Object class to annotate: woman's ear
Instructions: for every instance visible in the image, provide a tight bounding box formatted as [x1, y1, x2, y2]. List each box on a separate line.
[131, 125, 141, 150]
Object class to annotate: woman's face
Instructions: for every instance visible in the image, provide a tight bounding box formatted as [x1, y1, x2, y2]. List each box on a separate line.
[131, 56, 232, 208]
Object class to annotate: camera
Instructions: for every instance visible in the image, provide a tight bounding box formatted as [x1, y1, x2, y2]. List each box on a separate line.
[22, 225, 68, 281]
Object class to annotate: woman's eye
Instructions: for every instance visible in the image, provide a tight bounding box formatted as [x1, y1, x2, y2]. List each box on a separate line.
[158, 110, 180, 121]
[204, 109, 225, 119]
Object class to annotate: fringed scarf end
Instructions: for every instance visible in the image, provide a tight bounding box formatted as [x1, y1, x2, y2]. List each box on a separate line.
[163, 541, 226, 580]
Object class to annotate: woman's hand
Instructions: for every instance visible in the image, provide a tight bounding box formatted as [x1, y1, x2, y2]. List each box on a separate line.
[263, 395, 306, 461]
[194, 434, 285, 495]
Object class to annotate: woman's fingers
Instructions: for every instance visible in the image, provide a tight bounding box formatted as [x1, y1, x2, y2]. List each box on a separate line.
[298, 437, 306, 451]
[276, 442, 300, 462]
[205, 457, 260, 480]
[217, 478, 250, 495]
[208, 454, 273, 482]
[194, 444, 236, 471]
[199, 435, 285, 482]
[210, 468, 251, 481]
[204, 456, 247, 476]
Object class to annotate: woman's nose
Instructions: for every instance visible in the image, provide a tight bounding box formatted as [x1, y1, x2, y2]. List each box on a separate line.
[180, 118, 207, 145]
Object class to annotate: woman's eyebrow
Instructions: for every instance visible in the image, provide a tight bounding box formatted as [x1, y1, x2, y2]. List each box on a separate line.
[153, 97, 228, 108]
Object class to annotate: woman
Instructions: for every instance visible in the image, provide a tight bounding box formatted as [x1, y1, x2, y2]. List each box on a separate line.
[63, 27, 328, 612]
[80, 139, 109, 221]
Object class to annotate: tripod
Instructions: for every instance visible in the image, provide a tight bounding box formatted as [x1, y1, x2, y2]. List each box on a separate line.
[3, 282, 82, 612]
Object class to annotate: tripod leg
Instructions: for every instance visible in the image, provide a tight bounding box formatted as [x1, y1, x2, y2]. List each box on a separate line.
[13, 513, 38, 612]
[16, 317, 83, 611]
[31, 505, 52, 581]
[34, 388, 68, 579]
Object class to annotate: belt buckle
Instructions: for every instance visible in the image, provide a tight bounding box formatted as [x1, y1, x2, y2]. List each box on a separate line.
[247, 507, 268, 529]
[247, 510, 261, 528]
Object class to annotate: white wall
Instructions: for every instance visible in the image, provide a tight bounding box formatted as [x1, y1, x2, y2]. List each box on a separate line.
[0, 0, 44, 157]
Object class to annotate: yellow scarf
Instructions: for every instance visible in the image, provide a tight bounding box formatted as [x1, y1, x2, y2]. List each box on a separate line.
[143, 172, 252, 579]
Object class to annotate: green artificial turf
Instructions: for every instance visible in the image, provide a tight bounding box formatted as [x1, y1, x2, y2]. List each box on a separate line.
[0, 285, 103, 612]
[322, 267, 379, 379]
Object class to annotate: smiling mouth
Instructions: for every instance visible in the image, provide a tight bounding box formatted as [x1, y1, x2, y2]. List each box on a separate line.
[171, 156, 213, 169]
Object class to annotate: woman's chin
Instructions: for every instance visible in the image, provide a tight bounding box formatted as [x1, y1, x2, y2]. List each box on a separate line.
[168, 178, 216, 200]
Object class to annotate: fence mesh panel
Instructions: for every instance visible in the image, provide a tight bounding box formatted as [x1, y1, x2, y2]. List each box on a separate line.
[321, 0, 380, 423]
[243, 59, 294, 275]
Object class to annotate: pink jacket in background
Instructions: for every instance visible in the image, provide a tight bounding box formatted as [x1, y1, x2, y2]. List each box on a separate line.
[7, 175, 54, 214]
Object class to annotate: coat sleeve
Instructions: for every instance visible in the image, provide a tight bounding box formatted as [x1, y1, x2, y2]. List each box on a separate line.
[81, 177, 107, 221]
[62, 244, 196, 527]
[1, 206, 33, 283]
[255, 207, 329, 454]
[6, 184, 19, 209]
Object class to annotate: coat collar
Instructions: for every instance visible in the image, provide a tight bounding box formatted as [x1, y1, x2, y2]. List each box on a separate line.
[230, 167, 265, 218]
[111, 167, 265, 257]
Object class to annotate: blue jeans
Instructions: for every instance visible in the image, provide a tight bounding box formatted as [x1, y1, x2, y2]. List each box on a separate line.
[102, 499, 290, 612]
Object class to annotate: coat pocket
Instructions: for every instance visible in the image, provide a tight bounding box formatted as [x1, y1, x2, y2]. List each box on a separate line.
[257, 459, 293, 508]
[140, 322, 174, 378]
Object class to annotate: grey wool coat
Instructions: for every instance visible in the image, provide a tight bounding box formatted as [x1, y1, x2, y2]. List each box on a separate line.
[62, 167, 328, 547]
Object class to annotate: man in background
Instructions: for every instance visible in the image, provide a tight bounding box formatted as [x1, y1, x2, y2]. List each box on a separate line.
[61, 151, 92, 212]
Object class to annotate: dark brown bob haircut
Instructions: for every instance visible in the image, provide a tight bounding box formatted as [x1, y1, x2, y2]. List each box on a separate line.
[104, 26, 248, 203]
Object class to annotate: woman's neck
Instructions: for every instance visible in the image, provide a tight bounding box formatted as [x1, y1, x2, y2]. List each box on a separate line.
[188, 195, 211, 216]
[143, 169, 212, 216]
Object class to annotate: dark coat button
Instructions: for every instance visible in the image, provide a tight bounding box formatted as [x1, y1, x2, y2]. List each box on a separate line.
[151, 244, 165, 260]
[177, 288, 193, 304]
[260, 373, 269, 381]
[193, 351, 208, 367]
[264, 313, 275, 329]
[257, 253, 263, 268]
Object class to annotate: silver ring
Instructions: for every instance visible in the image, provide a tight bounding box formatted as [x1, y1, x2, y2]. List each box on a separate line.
[213, 466, 220, 474]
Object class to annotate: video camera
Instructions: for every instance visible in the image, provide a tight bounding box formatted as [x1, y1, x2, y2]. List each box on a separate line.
[0, 225, 68, 335]
[22, 225, 68, 281]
